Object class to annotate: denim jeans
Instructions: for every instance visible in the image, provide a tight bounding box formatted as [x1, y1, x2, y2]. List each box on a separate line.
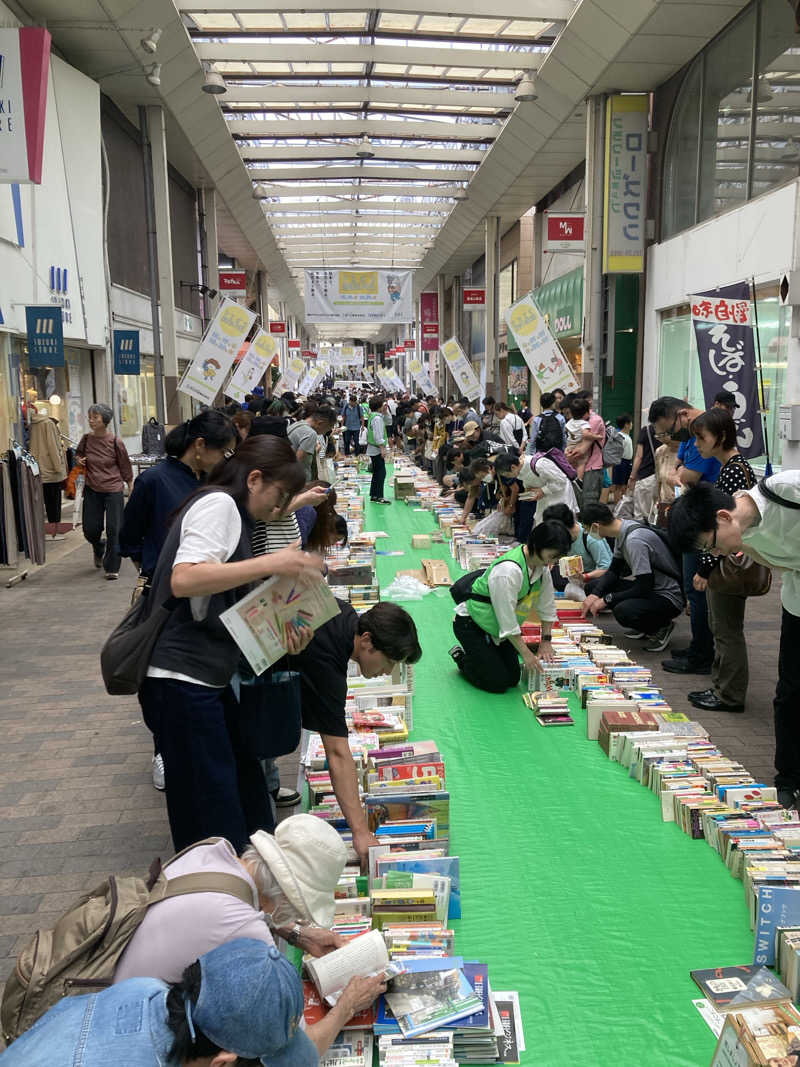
[683, 550, 714, 664]
[342, 428, 358, 454]
[82, 487, 124, 573]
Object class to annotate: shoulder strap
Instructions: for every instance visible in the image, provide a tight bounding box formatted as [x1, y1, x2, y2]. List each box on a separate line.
[154, 872, 255, 908]
[582, 530, 589, 554]
[759, 477, 800, 510]
[729, 453, 756, 490]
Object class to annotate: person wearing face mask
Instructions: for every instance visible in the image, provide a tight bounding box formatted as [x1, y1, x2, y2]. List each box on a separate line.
[137, 436, 325, 853]
[649, 396, 720, 675]
[669, 473, 800, 808]
[453, 459, 494, 524]
[448, 521, 571, 693]
[578, 501, 684, 652]
[541, 503, 612, 600]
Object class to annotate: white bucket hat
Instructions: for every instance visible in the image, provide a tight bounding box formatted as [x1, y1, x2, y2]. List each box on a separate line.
[250, 815, 347, 928]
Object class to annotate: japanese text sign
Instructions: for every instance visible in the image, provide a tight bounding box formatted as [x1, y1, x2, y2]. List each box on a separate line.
[603, 94, 648, 274]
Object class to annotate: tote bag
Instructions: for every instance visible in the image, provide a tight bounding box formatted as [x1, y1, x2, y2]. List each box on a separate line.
[236, 670, 303, 758]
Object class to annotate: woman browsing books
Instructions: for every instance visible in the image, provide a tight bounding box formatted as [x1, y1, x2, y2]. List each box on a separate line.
[448, 521, 572, 693]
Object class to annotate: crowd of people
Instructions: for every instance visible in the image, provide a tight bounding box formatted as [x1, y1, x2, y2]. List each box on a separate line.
[11, 373, 800, 1063]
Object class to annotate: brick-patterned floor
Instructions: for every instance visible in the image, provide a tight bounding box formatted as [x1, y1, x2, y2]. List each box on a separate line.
[0, 531, 784, 1013]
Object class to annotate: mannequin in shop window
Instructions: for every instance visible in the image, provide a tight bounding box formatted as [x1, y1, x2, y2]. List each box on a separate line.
[28, 402, 67, 540]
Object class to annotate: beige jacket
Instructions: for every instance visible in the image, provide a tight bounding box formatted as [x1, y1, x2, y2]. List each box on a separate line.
[28, 412, 67, 483]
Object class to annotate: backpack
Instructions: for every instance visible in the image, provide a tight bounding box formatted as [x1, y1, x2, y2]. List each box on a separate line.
[619, 520, 684, 591]
[141, 417, 166, 456]
[0, 839, 254, 1045]
[529, 449, 578, 481]
[534, 410, 563, 453]
[602, 422, 626, 467]
[450, 568, 491, 604]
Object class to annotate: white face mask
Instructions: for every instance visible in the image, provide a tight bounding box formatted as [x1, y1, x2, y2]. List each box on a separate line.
[482, 473, 494, 484]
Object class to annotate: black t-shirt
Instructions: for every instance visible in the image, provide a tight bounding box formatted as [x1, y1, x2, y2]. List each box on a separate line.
[288, 599, 357, 738]
[636, 426, 657, 480]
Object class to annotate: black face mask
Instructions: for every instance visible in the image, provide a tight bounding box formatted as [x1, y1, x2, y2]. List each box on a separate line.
[671, 427, 691, 442]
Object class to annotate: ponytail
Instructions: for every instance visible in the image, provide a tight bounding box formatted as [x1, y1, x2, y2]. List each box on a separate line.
[165, 410, 236, 458]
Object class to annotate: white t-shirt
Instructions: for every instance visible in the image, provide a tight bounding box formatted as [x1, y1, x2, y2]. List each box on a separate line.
[147, 493, 242, 687]
[114, 839, 273, 985]
[740, 471, 800, 616]
[499, 412, 528, 448]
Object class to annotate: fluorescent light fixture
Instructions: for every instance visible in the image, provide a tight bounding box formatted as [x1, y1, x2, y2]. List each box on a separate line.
[141, 28, 162, 54]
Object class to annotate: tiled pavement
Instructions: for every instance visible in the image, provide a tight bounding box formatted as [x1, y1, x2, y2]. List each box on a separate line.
[0, 530, 784, 1007]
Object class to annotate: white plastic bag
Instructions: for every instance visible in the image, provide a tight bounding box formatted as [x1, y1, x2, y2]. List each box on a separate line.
[382, 575, 432, 601]
[472, 509, 513, 537]
[613, 491, 634, 520]
[358, 426, 368, 446]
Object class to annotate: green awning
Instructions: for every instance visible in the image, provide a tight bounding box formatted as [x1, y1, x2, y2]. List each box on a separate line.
[507, 265, 584, 354]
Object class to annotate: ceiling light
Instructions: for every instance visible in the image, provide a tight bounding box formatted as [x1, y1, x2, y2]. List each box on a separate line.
[514, 72, 537, 103]
[202, 63, 227, 95]
[451, 190, 469, 201]
[145, 63, 161, 87]
[141, 28, 162, 54]
[355, 135, 375, 159]
[252, 183, 268, 199]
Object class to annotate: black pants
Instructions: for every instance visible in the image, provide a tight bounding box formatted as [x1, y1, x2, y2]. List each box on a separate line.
[599, 577, 681, 634]
[342, 428, 359, 455]
[775, 609, 800, 790]
[139, 677, 271, 852]
[42, 482, 63, 524]
[452, 614, 521, 693]
[683, 550, 714, 664]
[370, 453, 386, 500]
[82, 487, 124, 573]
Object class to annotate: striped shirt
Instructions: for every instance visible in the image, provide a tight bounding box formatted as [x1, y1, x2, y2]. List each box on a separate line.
[251, 513, 301, 557]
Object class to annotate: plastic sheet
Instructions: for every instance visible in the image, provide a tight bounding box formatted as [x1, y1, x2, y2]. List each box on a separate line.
[382, 574, 433, 600]
[364, 468, 753, 1067]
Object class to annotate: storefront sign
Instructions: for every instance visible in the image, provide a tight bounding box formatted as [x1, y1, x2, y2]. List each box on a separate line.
[302, 349, 316, 359]
[603, 94, 648, 274]
[226, 329, 276, 404]
[218, 271, 247, 301]
[274, 355, 305, 394]
[421, 322, 439, 351]
[0, 28, 50, 184]
[690, 282, 764, 459]
[408, 358, 435, 395]
[544, 212, 586, 254]
[420, 292, 439, 352]
[25, 306, 64, 367]
[113, 329, 140, 375]
[440, 336, 481, 402]
[304, 269, 413, 324]
[48, 264, 73, 325]
[268, 320, 287, 335]
[463, 288, 485, 310]
[288, 339, 301, 349]
[505, 294, 580, 394]
[178, 298, 256, 405]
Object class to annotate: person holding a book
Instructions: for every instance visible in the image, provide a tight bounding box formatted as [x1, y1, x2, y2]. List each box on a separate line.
[288, 601, 422, 866]
[449, 520, 572, 693]
[541, 502, 612, 599]
[137, 436, 326, 855]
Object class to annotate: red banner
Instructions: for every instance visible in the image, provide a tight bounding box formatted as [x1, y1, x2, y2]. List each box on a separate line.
[302, 349, 316, 358]
[269, 321, 287, 335]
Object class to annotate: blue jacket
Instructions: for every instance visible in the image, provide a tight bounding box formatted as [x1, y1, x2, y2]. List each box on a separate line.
[0, 979, 174, 1066]
[119, 457, 199, 577]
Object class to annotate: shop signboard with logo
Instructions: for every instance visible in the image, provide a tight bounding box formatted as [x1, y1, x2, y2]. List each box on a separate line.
[178, 298, 256, 405]
[544, 212, 586, 254]
[304, 268, 413, 323]
[603, 94, 648, 274]
[505, 294, 579, 394]
[268, 320, 287, 335]
[113, 329, 140, 375]
[288, 339, 301, 350]
[463, 288, 486, 310]
[0, 28, 51, 184]
[218, 271, 247, 302]
[226, 329, 277, 404]
[25, 306, 64, 367]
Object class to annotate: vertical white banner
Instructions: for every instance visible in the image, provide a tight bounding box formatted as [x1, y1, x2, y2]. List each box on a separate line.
[504, 295, 579, 395]
[274, 355, 306, 394]
[179, 299, 257, 405]
[440, 336, 481, 401]
[226, 329, 278, 403]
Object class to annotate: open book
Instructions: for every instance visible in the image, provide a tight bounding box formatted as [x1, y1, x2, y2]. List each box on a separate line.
[219, 573, 339, 675]
[307, 928, 390, 1004]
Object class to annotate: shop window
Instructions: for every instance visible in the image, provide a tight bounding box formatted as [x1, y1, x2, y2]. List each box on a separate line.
[662, 0, 799, 236]
[499, 261, 517, 319]
[117, 357, 158, 442]
[662, 59, 701, 238]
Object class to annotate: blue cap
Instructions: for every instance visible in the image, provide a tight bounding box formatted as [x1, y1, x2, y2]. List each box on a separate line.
[194, 939, 318, 1067]
[253, 386, 265, 395]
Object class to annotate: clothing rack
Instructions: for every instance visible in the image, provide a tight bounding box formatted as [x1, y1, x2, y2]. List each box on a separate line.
[1, 440, 46, 584]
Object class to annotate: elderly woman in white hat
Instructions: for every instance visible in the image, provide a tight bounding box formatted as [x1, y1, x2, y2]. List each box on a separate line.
[114, 815, 385, 1050]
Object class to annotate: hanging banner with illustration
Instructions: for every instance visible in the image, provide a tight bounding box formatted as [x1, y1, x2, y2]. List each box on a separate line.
[179, 299, 257, 405]
[274, 355, 305, 395]
[408, 358, 435, 395]
[504, 294, 580, 395]
[690, 282, 764, 459]
[226, 329, 277, 404]
[304, 269, 413, 324]
[299, 364, 325, 395]
[440, 336, 481, 402]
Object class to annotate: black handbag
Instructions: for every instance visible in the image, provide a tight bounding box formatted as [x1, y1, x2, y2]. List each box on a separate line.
[100, 594, 177, 695]
[236, 670, 303, 759]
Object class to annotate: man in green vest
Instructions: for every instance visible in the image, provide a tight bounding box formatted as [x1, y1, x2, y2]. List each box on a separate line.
[366, 395, 391, 503]
[449, 521, 572, 692]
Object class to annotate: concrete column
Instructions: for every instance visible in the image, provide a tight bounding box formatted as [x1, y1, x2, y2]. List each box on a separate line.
[582, 95, 606, 405]
[485, 216, 500, 387]
[147, 105, 180, 424]
[784, 304, 800, 472]
[205, 187, 219, 299]
[437, 273, 447, 395]
[531, 209, 544, 291]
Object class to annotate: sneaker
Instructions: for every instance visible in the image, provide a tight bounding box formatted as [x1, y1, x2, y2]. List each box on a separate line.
[275, 787, 301, 808]
[670, 645, 692, 659]
[371, 498, 392, 504]
[622, 629, 646, 639]
[105, 572, 119, 581]
[778, 787, 800, 811]
[152, 754, 165, 791]
[643, 621, 675, 653]
[448, 645, 465, 665]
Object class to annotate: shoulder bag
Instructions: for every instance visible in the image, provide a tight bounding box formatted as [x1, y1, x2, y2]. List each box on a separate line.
[708, 460, 772, 597]
[235, 669, 303, 759]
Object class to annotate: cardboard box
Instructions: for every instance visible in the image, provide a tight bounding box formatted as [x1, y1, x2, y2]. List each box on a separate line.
[411, 534, 431, 548]
[421, 559, 452, 587]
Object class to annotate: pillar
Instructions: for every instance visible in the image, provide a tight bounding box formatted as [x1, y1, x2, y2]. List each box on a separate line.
[205, 187, 219, 300]
[485, 215, 500, 389]
[436, 273, 447, 395]
[147, 104, 180, 425]
[582, 94, 606, 405]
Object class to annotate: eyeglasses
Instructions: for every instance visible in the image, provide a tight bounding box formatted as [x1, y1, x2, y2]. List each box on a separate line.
[696, 527, 718, 553]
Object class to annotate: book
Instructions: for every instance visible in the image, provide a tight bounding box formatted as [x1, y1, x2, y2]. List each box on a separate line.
[376, 856, 461, 919]
[690, 964, 792, 1012]
[306, 928, 389, 1002]
[220, 573, 339, 675]
[755, 885, 800, 965]
[492, 992, 523, 1063]
[381, 871, 451, 924]
[384, 959, 483, 1039]
[303, 981, 378, 1031]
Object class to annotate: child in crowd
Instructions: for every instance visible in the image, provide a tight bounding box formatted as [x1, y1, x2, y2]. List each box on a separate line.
[564, 397, 592, 479]
[609, 413, 634, 503]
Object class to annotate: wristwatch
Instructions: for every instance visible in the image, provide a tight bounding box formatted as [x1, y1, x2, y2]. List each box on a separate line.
[287, 921, 304, 947]
[604, 593, 614, 606]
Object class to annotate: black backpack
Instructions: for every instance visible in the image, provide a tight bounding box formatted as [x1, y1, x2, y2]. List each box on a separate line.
[534, 411, 563, 453]
[450, 568, 490, 604]
[620, 520, 684, 591]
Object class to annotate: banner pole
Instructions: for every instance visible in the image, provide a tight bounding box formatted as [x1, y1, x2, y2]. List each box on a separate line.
[750, 276, 773, 476]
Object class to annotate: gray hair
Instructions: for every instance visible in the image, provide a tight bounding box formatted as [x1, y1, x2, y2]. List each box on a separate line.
[88, 403, 113, 425]
[240, 846, 304, 925]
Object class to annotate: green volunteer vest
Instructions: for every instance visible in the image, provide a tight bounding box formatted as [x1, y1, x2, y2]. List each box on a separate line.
[367, 412, 383, 447]
[466, 543, 542, 638]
